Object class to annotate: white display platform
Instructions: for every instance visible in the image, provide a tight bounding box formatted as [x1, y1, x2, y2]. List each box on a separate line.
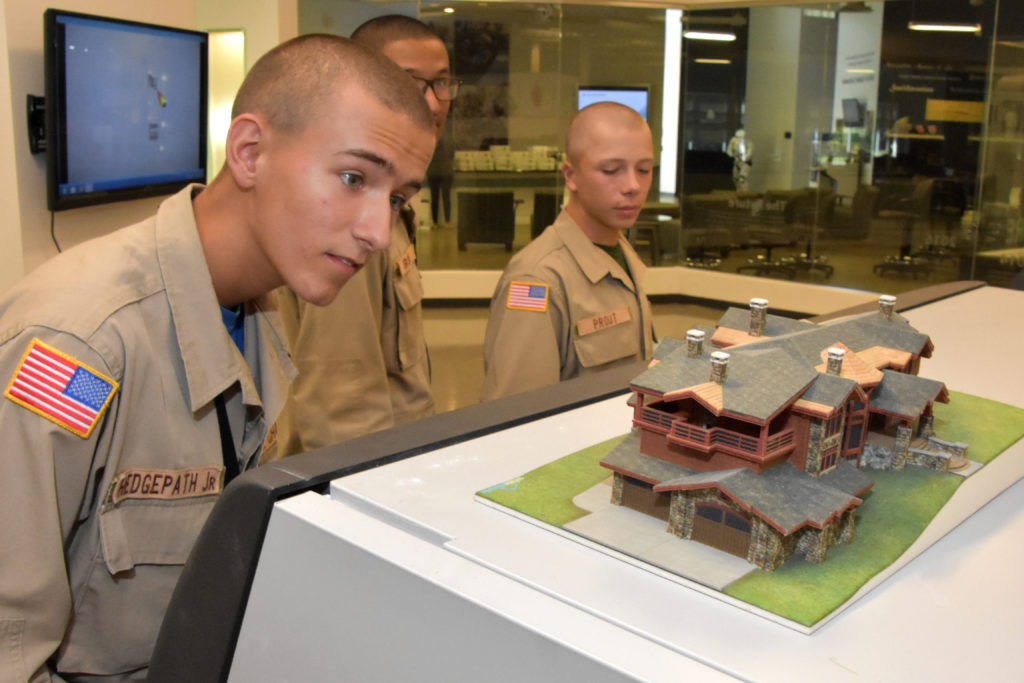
[231, 287, 1024, 682]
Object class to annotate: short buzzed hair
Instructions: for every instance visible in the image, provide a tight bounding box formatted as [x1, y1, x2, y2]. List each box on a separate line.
[232, 33, 433, 135]
[351, 14, 440, 50]
[565, 102, 648, 163]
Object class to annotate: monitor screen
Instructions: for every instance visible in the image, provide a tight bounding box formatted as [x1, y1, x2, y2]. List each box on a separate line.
[45, 10, 208, 211]
[842, 98, 864, 128]
[577, 86, 649, 120]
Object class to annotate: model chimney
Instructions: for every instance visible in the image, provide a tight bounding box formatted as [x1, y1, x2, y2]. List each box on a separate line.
[879, 294, 896, 321]
[710, 351, 730, 384]
[749, 298, 768, 336]
[686, 329, 705, 358]
[826, 347, 845, 376]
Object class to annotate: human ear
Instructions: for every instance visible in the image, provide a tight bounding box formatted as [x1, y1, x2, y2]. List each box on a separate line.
[562, 159, 577, 193]
[224, 115, 264, 190]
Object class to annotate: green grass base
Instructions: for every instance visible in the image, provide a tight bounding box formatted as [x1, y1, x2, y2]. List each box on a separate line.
[477, 391, 1024, 627]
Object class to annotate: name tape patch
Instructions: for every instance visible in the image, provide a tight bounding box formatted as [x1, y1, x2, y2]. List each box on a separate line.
[395, 243, 417, 277]
[577, 307, 632, 337]
[506, 281, 549, 312]
[5, 338, 119, 439]
[107, 466, 224, 506]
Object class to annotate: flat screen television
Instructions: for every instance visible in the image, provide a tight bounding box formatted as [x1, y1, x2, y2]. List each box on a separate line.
[841, 98, 865, 128]
[577, 86, 649, 120]
[44, 9, 208, 211]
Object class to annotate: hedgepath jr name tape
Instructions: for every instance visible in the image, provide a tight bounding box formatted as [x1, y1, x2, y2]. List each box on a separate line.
[106, 466, 224, 506]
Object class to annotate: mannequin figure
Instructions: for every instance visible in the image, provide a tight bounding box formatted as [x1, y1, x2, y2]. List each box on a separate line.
[727, 128, 753, 190]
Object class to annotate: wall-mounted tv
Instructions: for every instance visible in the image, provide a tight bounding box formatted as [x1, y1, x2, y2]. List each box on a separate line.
[45, 9, 208, 212]
[841, 98, 865, 128]
[577, 86, 649, 120]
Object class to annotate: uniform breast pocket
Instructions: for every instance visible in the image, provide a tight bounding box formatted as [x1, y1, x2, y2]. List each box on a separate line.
[572, 308, 640, 369]
[391, 268, 427, 372]
[61, 494, 218, 675]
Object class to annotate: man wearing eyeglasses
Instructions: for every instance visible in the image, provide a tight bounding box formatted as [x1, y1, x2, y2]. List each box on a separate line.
[270, 16, 461, 458]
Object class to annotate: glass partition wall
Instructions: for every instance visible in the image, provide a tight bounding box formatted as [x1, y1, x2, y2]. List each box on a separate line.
[298, 0, 1024, 294]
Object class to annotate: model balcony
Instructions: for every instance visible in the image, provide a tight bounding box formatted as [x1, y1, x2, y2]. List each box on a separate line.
[636, 407, 795, 462]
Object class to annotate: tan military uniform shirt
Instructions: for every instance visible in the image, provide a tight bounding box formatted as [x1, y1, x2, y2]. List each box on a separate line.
[482, 210, 654, 400]
[0, 187, 294, 682]
[272, 211, 433, 459]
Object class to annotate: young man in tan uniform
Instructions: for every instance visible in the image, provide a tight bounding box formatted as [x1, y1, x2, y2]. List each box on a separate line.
[0, 36, 434, 681]
[273, 16, 457, 457]
[482, 102, 655, 400]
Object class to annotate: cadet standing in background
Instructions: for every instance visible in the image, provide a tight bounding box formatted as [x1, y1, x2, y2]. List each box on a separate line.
[273, 15, 460, 457]
[0, 35, 434, 681]
[482, 102, 655, 400]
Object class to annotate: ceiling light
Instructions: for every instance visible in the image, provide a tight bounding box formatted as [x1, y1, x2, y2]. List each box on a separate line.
[695, 58, 731, 65]
[847, 68, 875, 74]
[443, 7, 455, 14]
[684, 30, 736, 42]
[908, 21, 980, 33]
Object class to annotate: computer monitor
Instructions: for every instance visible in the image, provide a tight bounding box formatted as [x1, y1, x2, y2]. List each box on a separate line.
[842, 98, 865, 128]
[44, 9, 208, 211]
[577, 86, 649, 120]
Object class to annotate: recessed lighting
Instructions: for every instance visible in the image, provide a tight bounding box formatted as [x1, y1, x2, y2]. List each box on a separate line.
[684, 30, 736, 42]
[908, 21, 980, 33]
[443, 7, 455, 14]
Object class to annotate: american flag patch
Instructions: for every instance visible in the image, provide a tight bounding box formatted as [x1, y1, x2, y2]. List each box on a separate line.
[506, 281, 549, 312]
[5, 339, 118, 439]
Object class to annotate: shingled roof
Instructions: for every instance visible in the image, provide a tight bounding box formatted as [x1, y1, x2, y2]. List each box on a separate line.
[631, 344, 818, 421]
[654, 460, 871, 535]
[870, 370, 949, 419]
[720, 310, 932, 364]
[601, 433, 872, 536]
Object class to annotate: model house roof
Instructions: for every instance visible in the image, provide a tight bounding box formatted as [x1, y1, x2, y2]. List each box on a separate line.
[716, 309, 933, 364]
[870, 369, 949, 419]
[603, 434, 871, 535]
[633, 344, 818, 421]
[631, 306, 938, 425]
[798, 372, 862, 410]
[716, 307, 817, 338]
[654, 460, 871, 535]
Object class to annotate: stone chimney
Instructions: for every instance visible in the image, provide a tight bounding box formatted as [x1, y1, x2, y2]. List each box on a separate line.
[710, 351, 730, 384]
[686, 329, 705, 358]
[879, 294, 897, 321]
[749, 298, 768, 336]
[826, 347, 845, 376]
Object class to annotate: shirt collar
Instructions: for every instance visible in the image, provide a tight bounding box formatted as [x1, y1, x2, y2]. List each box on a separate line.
[156, 185, 295, 413]
[551, 210, 646, 291]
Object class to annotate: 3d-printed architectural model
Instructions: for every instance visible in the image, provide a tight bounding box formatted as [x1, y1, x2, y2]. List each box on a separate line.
[600, 295, 967, 571]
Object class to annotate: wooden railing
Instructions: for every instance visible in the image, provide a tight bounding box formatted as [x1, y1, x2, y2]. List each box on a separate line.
[636, 407, 795, 461]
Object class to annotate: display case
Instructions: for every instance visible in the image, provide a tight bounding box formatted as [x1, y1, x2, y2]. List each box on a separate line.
[151, 285, 1024, 682]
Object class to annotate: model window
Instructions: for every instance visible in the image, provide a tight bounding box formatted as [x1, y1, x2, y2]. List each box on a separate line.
[826, 413, 843, 436]
[725, 512, 751, 533]
[697, 504, 723, 523]
[821, 445, 839, 472]
[846, 423, 863, 449]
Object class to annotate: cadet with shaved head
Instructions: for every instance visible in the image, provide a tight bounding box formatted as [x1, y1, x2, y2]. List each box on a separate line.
[482, 102, 656, 400]
[0, 34, 434, 681]
[273, 16, 459, 457]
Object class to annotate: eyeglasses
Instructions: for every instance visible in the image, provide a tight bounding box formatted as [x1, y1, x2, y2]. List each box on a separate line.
[410, 76, 463, 101]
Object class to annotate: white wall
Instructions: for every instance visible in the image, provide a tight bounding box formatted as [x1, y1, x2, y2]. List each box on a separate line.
[3, 1, 199, 284]
[198, 0, 297, 71]
[1, 1, 296, 291]
[0, 0, 24, 293]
